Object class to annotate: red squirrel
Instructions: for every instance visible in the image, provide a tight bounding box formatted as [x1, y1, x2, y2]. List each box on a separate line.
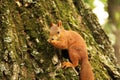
[48, 20, 94, 80]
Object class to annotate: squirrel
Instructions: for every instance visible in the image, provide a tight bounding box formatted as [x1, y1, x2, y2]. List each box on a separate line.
[47, 20, 94, 80]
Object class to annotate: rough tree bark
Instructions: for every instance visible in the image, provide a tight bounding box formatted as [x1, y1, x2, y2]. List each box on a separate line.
[0, 0, 120, 80]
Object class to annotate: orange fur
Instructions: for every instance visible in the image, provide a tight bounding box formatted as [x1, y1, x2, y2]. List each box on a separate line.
[48, 20, 94, 80]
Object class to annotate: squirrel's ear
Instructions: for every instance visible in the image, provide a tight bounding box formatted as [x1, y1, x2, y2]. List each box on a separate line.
[50, 23, 54, 27]
[58, 20, 62, 27]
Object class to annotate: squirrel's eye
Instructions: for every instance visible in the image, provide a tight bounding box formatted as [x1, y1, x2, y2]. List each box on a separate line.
[57, 31, 60, 34]
[52, 38, 54, 40]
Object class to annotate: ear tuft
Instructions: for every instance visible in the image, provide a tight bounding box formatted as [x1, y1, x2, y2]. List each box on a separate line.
[58, 20, 62, 27]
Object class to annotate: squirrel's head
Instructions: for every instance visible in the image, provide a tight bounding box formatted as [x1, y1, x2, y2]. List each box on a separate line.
[48, 20, 64, 42]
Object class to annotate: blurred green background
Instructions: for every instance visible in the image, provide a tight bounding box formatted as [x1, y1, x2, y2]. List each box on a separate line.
[84, 0, 120, 64]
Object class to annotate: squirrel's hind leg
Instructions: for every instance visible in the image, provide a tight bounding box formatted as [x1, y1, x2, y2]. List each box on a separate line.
[62, 61, 73, 68]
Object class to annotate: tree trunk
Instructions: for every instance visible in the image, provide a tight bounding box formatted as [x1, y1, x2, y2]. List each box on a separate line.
[0, 0, 120, 80]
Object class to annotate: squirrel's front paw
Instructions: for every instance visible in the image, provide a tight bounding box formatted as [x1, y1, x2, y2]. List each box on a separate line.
[47, 38, 56, 44]
[47, 39, 51, 42]
[50, 40, 57, 44]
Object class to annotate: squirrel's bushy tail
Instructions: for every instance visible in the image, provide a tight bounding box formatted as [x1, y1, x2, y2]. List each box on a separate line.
[80, 60, 94, 80]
